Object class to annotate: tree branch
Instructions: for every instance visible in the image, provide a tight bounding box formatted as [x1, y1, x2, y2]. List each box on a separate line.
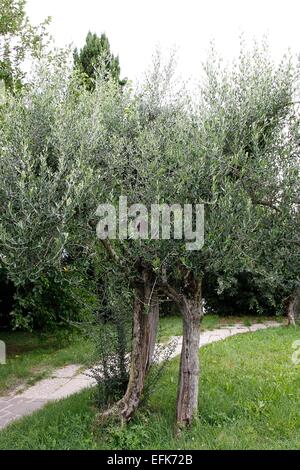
[160, 267, 183, 306]
[252, 199, 281, 213]
[100, 239, 123, 266]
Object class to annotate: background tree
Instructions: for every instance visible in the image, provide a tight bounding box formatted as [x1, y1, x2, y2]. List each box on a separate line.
[0, 0, 50, 92]
[73, 31, 126, 90]
[0, 56, 95, 329]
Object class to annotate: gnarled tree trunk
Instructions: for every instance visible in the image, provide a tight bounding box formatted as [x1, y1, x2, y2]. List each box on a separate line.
[176, 279, 203, 427]
[102, 269, 159, 422]
[176, 301, 201, 426]
[286, 289, 300, 326]
[160, 272, 203, 427]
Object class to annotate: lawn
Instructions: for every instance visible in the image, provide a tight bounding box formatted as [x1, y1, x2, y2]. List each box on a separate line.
[0, 314, 284, 395]
[0, 329, 94, 395]
[0, 325, 298, 450]
[158, 313, 284, 342]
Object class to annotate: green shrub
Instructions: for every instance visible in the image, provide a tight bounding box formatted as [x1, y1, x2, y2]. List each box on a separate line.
[10, 268, 97, 331]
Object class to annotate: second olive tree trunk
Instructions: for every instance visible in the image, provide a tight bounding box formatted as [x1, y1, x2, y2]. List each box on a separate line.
[176, 280, 203, 427]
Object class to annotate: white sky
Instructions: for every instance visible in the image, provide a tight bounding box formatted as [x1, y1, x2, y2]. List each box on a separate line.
[26, 0, 300, 82]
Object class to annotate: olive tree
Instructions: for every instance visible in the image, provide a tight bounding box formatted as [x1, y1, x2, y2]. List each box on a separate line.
[92, 45, 300, 426]
[1, 44, 299, 429]
[156, 45, 300, 425]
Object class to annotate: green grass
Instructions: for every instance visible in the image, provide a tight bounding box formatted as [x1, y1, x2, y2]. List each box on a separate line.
[0, 325, 298, 450]
[0, 329, 93, 395]
[158, 314, 284, 342]
[0, 315, 284, 395]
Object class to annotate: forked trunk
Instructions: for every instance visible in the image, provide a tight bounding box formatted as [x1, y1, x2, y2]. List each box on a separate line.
[176, 278, 202, 427]
[118, 271, 159, 421]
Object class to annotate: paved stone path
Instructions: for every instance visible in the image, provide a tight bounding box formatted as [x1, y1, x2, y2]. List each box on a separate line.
[0, 321, 282, 430]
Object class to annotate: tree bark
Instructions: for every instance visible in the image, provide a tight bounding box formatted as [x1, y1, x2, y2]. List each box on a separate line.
[176, 297, 202, 426]
[173, 276, 203, 427]
[287, 295, 296, 326]
[112, 270, 159, 421]
[160, 272, 203, 427]
[286, 290, 300, 326]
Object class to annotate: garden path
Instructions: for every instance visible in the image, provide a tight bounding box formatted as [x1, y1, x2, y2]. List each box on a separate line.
[0, 321, 281, 430]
